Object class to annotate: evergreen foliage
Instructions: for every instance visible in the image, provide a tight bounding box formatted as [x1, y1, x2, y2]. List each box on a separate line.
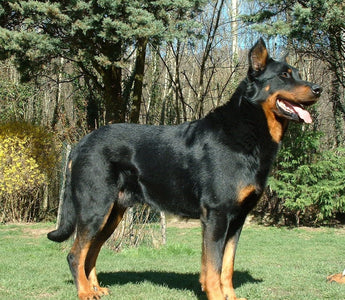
[0, 1, 344, 226]
[243, 0, 345, 48]
[0, 0, 205, 123]
[268, 124, 345, 225]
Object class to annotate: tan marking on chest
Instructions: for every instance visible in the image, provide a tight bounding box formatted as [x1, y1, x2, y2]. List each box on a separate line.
[238, 185, 256, 204]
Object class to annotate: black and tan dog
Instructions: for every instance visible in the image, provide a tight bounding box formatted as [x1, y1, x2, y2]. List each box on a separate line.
[48, 39, 322, 300]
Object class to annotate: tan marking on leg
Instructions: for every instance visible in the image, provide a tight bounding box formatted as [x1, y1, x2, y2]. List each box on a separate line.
[200, 207, 208, 292]
[220, 230, 247, 300]
[70, 240, 100, 300]
[99, 203, 115, 232]
[88, 267, 109, 296]
[200, 226, 206, 292]
[204, 260, 223, 300]
[202, 237, 223, 300]
[84, 204, 126, 297]
[221, 238, 237, 299]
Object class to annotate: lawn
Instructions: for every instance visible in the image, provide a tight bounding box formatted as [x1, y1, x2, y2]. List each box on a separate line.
[0, 222, 345, 299]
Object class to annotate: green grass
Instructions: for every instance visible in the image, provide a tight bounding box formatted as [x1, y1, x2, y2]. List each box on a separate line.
[0, 223, 345, 299]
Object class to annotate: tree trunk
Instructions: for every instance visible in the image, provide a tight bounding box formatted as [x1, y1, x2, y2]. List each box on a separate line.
[174, 42, 182, 123]
[130, 38, 148, 123]
[330, 73, 345, 146]
[146, 47, 161, 125]
[230, 0, 238, 58]
[56, 144, 71, 229]
[193, 0, 226, 120]
[103, 65, 125, 124]
[160, 211, 166, 245]
[51, 57, 64, 129]
[329, 35, 345, 146]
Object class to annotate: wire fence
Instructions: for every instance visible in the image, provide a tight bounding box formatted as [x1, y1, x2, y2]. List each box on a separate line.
[106, 205, 166, 251]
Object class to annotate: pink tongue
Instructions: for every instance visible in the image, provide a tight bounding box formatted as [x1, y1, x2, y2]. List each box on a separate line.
[293, 105, 312, 123]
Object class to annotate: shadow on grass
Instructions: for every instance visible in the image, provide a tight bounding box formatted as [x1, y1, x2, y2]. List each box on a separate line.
[98, 270, 262, 299]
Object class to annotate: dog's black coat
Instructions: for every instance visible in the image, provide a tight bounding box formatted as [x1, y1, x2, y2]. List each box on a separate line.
[53, 104, 274, 240]
[48, 38, 321, 300]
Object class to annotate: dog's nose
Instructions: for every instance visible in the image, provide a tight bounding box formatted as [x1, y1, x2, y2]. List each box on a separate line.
[311, 84, 322, 97]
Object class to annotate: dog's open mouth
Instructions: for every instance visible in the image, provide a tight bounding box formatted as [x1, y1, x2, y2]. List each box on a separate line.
[276, 99, 313, 123]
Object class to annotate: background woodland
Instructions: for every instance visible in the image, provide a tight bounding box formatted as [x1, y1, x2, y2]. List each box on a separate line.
[0, 0, 344, 226]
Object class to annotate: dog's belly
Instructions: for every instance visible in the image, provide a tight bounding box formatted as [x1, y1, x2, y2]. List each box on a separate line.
[117, 173, 201, 219]
[138, 177, 201, 218]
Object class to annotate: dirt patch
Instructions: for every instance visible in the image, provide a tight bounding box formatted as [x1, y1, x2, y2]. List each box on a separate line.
[22, 227, 51, 238]
[4, 223, 52, 238]
[293, 226, 345, 235]
[297, 226, 328, 232]
[167, 217, 200, 229]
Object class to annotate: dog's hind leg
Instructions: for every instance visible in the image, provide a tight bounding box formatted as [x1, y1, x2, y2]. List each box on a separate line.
[67, 179, 127, 300]
[68, 230, 96, 300]
[68, 202, 126, 300]
[85, 203, 126, 297]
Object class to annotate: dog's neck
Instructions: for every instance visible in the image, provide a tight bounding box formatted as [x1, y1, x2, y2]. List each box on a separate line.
[205, 78, 289, 144]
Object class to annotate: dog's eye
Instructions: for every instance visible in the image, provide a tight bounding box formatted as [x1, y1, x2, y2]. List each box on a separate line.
[280, 72, 291, 78]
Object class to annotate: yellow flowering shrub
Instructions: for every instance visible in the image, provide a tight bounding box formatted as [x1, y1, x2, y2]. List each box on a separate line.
[0, 122, 58, 222]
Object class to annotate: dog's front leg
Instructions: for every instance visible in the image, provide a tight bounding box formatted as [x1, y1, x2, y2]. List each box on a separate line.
[220, 226, 246, 300]
[201, 210, 227, 300]
[201, 208, 247, 300]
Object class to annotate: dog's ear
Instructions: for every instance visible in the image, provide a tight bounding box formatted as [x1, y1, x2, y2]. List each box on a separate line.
[249, 38, 269, 73]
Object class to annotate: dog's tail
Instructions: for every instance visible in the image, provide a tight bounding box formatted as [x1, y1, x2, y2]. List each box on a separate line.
[47, 155, 76, 243]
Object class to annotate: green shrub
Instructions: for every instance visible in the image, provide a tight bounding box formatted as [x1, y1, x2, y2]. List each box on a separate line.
[0, 122, 58, 222]
[266, 123, 345, 225]
[269, 148, 345, 225]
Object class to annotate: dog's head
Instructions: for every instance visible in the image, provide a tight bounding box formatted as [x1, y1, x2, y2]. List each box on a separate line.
[246, 38, 322, 126]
